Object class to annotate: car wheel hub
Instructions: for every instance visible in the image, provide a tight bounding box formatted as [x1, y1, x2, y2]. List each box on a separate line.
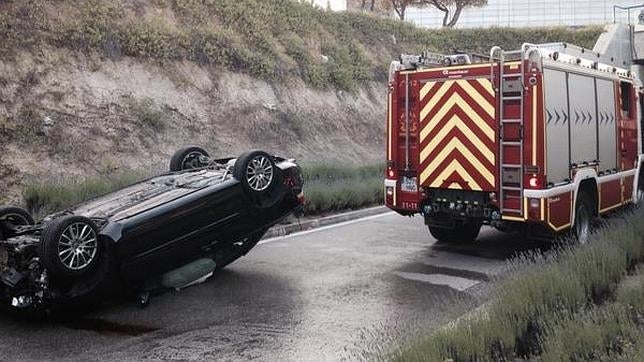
[58, 222, 98, 270]
[247, 156, 273, 192]
[181, 152, 206, 170]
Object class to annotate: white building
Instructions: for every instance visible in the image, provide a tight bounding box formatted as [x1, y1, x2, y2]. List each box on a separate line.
[407, 0, 644, 29]
[305, 0, 347, 12]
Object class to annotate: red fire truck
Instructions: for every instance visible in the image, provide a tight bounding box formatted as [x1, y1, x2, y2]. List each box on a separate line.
[384, 43, 644, 243]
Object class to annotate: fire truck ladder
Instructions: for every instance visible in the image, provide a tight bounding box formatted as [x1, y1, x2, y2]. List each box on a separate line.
[490, 46, 525, 217]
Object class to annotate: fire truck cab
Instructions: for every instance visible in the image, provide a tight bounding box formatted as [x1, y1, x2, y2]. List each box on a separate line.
[384, 43, 644, 243]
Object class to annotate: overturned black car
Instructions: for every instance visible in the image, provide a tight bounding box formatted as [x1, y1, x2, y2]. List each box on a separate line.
[0, 147, 304, 312]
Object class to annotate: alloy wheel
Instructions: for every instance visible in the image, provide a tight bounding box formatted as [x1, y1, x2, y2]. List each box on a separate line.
[246, 155, 274, 192]
[57, 222, 98, 271]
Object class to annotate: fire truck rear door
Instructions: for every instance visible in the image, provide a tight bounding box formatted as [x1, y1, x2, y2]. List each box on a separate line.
[418, 76, 497, 192]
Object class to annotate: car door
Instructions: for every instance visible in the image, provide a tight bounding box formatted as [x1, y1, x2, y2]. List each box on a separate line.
[117, 181, 248, 281]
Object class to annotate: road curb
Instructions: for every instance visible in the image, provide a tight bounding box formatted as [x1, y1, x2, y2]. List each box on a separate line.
[263, 206, 389, 239]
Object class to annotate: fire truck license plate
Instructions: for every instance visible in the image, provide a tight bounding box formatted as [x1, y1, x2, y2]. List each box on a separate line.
[401, 177, 418, 192]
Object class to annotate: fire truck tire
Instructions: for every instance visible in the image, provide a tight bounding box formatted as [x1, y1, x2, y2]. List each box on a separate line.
[637, 169, 644, 203]
[428, 222, 481, 243]
[573, 192, 593, 244]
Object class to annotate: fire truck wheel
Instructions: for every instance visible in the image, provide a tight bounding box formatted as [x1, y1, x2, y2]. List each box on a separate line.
[637, 171, 644, 203]
[573, 192, 592, 244]
[428, 222, 481, 243]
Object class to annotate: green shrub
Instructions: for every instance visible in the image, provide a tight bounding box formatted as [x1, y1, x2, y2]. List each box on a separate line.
[23, 172, 149, 219]
[391, 208, 644, 361]
[302, 164, 383, 215]
[118, 20, 179, 59]
[0, 0, 605, 90]
[184, 26, 248, 68]
[616, 270, 644, 315]
[125, 97, 170, 131]
[540, 304, 642, 362]
[54, 0, 121, 53]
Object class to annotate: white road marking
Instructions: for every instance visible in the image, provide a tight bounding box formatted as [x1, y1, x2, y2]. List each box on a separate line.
[394, 272, 481, 292]
[258, 212, 396, 245]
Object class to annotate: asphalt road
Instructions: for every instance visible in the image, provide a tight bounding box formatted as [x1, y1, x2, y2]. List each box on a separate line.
[0, 213, 549, 361]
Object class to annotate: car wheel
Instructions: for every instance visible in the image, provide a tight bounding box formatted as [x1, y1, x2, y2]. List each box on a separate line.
[428, 222, 481, 243]
[233, 150, 283, 208]
[214, 229, 267, 270]
[0, 206, 35, 240]
[39, 215, 103, 277]
[169, 146, 210, 172]
[573, 192, 592, 244]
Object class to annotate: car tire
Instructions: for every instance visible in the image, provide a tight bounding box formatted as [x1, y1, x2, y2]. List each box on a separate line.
[169, 146, 210, 172]
[0, 206, 35, 240]
[428, 222, 481, 243]
[39, 215, 104, 277]
[573, 192, 593, 244]
[233, 150, 283, 208]
[214, 229, 267, 270]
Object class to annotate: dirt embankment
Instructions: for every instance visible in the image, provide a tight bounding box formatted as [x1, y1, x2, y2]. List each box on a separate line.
[0, 49, 384, 203]
[0, 0, 604, 204]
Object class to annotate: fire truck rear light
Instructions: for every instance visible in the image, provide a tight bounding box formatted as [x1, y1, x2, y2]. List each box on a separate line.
[387, 169, 395, 178]
[386, 187, 394, 197]
[529, 176, 539, 188]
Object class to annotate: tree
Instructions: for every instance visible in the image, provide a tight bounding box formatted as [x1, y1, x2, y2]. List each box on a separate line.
[390, 0, 414, 20]
[348, 0, 392, 13]
[360, 0, 376, 11]
[421, 0, 487, 27]
[390, 0, 485, 23]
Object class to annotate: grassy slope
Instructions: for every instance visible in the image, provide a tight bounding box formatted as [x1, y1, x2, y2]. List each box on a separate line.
[0, 0, 603, 91]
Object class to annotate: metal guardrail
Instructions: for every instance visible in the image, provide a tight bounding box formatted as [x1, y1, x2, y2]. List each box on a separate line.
[613, 3, 644, 25]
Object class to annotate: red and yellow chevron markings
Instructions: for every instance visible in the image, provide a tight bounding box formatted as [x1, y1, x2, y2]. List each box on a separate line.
[419, 78, 496, 191]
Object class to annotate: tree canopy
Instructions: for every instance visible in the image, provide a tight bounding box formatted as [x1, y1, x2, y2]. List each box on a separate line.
[389, 0, 487, 27]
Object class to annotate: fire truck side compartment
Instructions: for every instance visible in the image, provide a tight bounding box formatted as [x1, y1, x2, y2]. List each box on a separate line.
[569, 73, 598, 168]
[544, 68, 570, 184]
[597, 78, 618, 173]
[544, 67, 619, 184]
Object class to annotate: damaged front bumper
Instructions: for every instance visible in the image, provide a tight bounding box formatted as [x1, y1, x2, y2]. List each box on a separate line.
[0, 239, 51, 311]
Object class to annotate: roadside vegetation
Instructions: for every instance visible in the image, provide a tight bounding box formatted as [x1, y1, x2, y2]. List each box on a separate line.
[0, 0, 603, 91]
[390, 208, 644, 361]
[303, 164, 383, 214]
[23, 171, 150, 220]
[21, 164, 384, 220]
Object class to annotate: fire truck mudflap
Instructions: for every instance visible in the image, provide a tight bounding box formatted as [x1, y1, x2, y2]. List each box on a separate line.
[385, 45, 644, 243]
